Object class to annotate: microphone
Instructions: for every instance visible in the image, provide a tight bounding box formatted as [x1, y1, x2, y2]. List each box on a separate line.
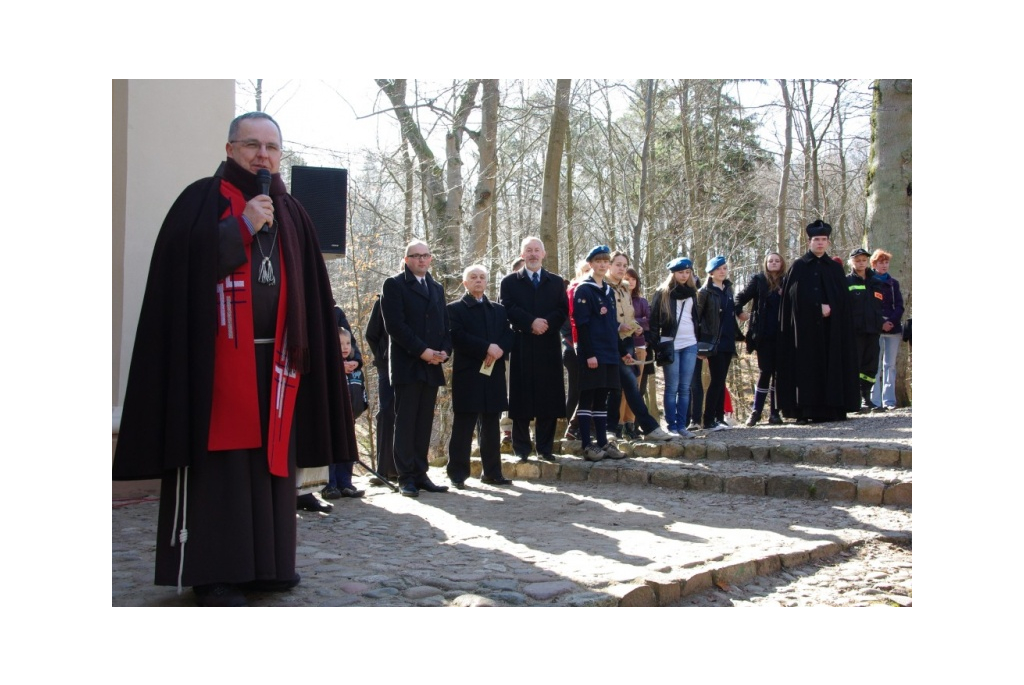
[256, 169, 273, 230]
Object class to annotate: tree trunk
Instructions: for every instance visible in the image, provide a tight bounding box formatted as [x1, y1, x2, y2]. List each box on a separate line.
[632, 79, 657, 263]
[775, 79, 793, 253]
[401, 137, 414, 244]
[865, 79, 912, 406]
[469, 79, 499, 263]
[540, 79, 571, 275]
[443, 80, 481, 274]
[564, 122, 576, 269]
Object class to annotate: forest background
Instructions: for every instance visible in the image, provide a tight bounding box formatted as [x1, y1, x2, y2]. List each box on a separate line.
[236, 78, 912, 463]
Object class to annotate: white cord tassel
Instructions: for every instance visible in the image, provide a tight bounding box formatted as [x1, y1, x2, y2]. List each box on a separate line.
[170, 466, 190, 595]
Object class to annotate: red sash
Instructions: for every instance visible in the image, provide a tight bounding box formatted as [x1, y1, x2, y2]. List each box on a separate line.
[207, 179, 300, 477]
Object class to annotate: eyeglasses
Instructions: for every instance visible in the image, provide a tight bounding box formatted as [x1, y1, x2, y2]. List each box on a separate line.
[230, 139, 282, 155]
[406, 253, 432, 259]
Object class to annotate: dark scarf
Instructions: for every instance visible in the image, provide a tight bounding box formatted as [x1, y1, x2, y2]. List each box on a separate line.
[670, 283, 697, 300]
[220, 158, 310, 373]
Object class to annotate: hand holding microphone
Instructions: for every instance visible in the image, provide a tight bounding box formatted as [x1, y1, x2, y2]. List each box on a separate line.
[243, 169, 275, 232]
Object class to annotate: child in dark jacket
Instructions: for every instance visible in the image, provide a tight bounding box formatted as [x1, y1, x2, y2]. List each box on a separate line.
[322, 327, 366, 499]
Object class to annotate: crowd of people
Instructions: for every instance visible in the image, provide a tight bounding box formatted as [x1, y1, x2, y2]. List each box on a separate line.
[113, 112, 908, 606]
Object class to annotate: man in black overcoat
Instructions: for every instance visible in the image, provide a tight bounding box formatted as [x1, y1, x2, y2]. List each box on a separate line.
[776, 220, 860, 423]
[499, 236, 568, 462]
[380, 240, 452, 497]
[112, 112, 357, 606]
[446, 264, 515, 488]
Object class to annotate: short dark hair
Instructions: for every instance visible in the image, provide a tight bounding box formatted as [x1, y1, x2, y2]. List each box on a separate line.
[228, 112, 282, 143]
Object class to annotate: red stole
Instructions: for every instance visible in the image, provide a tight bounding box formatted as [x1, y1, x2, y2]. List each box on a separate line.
[207, 179, 300, 477]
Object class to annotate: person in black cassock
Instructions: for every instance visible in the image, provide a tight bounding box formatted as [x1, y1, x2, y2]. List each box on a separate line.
[446, 264, 514, 488]
[776, 220, 860, 423]
[112, 112, 358, 606]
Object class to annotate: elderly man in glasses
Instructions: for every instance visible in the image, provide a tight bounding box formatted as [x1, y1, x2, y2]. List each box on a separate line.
[113, 112, 358, 606]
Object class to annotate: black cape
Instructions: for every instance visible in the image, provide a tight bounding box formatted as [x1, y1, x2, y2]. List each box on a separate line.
[775, 250, 860, 420]
[113, 159, 357, 480]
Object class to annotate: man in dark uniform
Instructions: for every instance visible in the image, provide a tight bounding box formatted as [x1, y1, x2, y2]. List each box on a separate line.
[112, 112, 357, 606]
[499, 236, 568, 463]
[846, 248, 886, 413]
[380, 240, 452, 497]
[446, 264, 514, 488]
[776, 220, 860, 423]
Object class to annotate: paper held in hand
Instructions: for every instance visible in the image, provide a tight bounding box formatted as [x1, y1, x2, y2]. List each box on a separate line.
[479, 359, 495, 376]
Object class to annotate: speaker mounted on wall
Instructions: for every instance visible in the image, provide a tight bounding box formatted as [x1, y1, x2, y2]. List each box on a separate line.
[290, 166, 348, 255]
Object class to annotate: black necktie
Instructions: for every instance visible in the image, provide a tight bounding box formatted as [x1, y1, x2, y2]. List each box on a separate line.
[532, 272, 540, 289]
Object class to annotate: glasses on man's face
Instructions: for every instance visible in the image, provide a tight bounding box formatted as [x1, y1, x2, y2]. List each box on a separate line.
[230, 139, 282, 156]
[407, 253, 432, 260]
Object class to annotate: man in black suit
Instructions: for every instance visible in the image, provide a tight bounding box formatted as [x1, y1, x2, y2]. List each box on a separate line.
[380, 240, 452, 497]
[499, 236, 568, 463]
[446, 264, 515, 489]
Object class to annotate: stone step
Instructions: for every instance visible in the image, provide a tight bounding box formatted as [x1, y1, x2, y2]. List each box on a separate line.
[467, 448, 911, 507]
[498, 436, 910, 469]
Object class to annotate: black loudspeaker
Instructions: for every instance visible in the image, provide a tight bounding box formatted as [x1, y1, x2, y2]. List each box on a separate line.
[290, 166, 348, 255]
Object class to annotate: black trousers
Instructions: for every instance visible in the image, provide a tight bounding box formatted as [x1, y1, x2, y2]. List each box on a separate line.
[607, 361, 659, 432]
[447, 411, 503, 483]
[393, 380, 438, 486]
[375, 371, 397, 477]
[855, 333, 880, 386]
[563, 344, 580, 421]
[702, 353, 732, 428]
[690, 357, 705, 425]
[512, 417, 557, 458]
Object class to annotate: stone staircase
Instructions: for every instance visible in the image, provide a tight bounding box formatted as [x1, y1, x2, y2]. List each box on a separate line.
[478, 437, 912, 508]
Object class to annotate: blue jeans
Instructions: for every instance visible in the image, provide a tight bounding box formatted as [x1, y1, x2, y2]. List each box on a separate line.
[871, 333, 901, 408]
[662, 344, 698, 432]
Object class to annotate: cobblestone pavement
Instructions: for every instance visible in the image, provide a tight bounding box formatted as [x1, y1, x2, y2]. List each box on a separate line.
[674, 538, 912, 606]
[113, 473, 911, 607]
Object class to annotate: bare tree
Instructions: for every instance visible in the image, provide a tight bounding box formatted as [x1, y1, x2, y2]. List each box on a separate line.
[775, 79, 794, 252]
[539, 79, 571, 275]
[468, 79, 499, 262]
[375, 79, 481, 284]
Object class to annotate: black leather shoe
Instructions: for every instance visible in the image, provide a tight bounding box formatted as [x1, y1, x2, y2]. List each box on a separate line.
[321, 486, 343, 500]
[768, 412, 783, 425]
[517, 454, 531, 463]
[193, 583, 247, 607]
[795, 417, 811, 425]
[241, 574, 300, 593]
[399, 482, 419, 497]
[297, 493, 333, 512]
[538, 454, 558, 463]
[417, 479, 449, 493]
[481, 476, 513, 486]
[340, 487, 365, 498]
[451, 480, 466, 490]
